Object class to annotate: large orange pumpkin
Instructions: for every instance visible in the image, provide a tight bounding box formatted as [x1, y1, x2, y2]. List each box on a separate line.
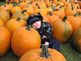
[67, 15, 81, 33]
[6, 19, 26, 34]
[11, 26, 41, 57]
[51, 16, 72, 43]
[19, 44, 67, 61]
[0, 27, 11, 56]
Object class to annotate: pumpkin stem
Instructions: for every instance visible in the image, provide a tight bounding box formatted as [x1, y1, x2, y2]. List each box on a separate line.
[74, 13, 78, 16]
[26, 25, 31, 31]
[78, 12, 81, 16]
[21, 10, 27, 14]
[51, 5, 56, 11]
[17, 18, 21, 21]
[48, 12, 53, 16]
[40, 44, 51, 58]
[71, 4, 74, 10]
[63, 16, 67, 21]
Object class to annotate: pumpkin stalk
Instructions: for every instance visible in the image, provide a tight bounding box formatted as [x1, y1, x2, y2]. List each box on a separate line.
[21, 10, 27, 14]
[40, 44, 50, 58]
[63, 16, 67, 22]
[74, 13, 78, 16]
[48, 12, 52, 16]
[17, 18, 21, 21]
[26, 25, 31, 31]
[71, 4, 74, 10]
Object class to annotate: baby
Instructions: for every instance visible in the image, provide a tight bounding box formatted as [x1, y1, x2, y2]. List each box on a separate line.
[27, 13, 61, 51]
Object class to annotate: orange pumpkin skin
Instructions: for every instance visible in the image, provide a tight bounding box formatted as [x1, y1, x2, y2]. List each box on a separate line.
[67, 15, 81, 33]
[47, 13, 60, 24]
[6, 19, 26, 34]
[0, 9, 10, 24]
[65, 8, 77, 16]
[0, 20, 4, 27]
[42, 15, 49, 23]
[11, 27, 41, 57]
[52, 7, 65, 19]
[19, 45, 66, 61]
[0, 27, 11, 56]
[51, 17, 72, 43]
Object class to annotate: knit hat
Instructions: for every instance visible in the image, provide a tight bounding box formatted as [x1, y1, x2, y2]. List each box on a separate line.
[27, 13, 43, 25]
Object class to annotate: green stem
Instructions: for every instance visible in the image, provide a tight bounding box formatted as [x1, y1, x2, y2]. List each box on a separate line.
[74, 13, 78, 17]
[17, 18, 20, 21]
[63, 16, 67, 22]
[21, 10, 27, 14]
[26, 25, 31, 31]
[40, 44, 51, 58]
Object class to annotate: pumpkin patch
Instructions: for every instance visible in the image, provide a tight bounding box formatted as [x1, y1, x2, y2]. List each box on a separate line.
[0, 0, 81, 61]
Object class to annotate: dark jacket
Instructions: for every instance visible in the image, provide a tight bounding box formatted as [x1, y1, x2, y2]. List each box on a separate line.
[37, 22, 61, 51]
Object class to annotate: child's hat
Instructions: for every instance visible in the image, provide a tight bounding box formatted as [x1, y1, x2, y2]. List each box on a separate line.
[27, 13, 43, 25]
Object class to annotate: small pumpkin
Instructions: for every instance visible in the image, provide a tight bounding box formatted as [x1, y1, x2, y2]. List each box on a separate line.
[6, 18, 26, 34]
[47, 12, 60, 24]
[11, 10, 28, 20]
[11, 26, 41, 57]
[19, 44, 67, 61]
[10, 6, 21, 15]
[71, 28, 81, 52]
[51, 16, 72, 43]
[67, 15, 81, 33]
[0, 9, 10, 24]
[0, 27, 11, 56]
[65, 4, 77, 16]
[52, 6, 65, 19]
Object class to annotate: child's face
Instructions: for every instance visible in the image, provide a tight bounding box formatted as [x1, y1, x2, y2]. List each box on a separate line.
[32, 20, 41, 29]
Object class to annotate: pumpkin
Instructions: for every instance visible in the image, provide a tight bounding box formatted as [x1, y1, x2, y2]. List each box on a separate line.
[71, 28, 81, 52]
[47, 12, 60, 24]
[52, 6, 65, 19]
[11, 10, 28, 20]
[42, 15, 49, 23]
[19, 44, 67, 61]
[0, 27, 11, 56]
[65, 4, 77, 16]
[6, 18, 26, 34]
[67, 15, 81, 33]
[0, 9, 10, 24]
[11, 26, 41, 57]
[51, 16, 72, 43]
[0, 19, 4, 27]
[19, 2, 27, 9]
[1, 3, 13, 12]
[10, 6, 21, 15]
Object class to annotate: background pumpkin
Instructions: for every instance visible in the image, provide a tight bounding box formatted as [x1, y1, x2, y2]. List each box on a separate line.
[51, 16, 72, 43]
[11, 26, 41, 57]
[6, 19, 26, 34]
[71, 28, 81, 52]
[19, 44, 67, 61]
[52, 6, 65, 19]
[0, 27, 11, 56]
[0, 9, 10, 24]
[67, 15, 81, 33]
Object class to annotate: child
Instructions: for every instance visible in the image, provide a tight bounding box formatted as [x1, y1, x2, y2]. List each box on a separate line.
[27, 13, 61, 51]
